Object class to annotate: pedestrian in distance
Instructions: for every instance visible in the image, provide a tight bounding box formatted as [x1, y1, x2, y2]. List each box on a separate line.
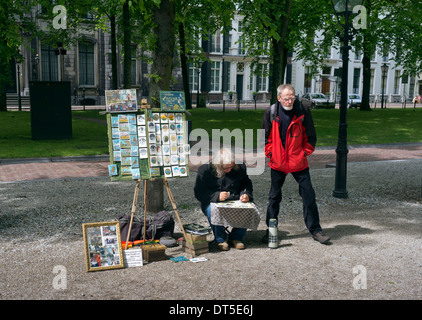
[261, 84, 330, 244]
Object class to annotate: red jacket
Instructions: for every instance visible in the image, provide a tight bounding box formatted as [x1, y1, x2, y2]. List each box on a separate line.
[262, 100, 316, 173]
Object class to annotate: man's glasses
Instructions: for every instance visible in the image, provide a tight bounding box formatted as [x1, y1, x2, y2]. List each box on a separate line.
[281, 97, 295, 102]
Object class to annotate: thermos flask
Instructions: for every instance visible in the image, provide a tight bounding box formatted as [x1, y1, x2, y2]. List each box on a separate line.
[268, 219, 278, 249]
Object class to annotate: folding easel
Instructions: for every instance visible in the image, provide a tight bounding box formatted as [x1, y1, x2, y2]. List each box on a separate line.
[124, 178, 195, 257]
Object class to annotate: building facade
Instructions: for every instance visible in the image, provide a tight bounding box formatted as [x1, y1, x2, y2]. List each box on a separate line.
[292, 46, 422, 105]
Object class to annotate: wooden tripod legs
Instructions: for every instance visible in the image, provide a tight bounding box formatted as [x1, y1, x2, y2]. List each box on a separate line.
[124, 178, 195, 257]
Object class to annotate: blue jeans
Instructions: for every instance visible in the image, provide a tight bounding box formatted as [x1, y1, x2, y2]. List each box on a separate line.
[203, 205, 247, 243]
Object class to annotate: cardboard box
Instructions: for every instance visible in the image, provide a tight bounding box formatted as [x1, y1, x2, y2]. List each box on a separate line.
[141, 244, 166, 262]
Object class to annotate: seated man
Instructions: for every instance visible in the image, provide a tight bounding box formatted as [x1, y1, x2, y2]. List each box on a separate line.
[194, 148, 253, 251]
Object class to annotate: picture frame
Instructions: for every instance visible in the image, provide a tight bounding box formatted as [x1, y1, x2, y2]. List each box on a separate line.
[105, 89, 138, 113]
[82, 221, 124, 272]
[159, 91, 186, 112]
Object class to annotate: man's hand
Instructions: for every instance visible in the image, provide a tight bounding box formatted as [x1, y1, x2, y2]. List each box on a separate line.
[219, 191, 230, 202]
[240, 194, 250, 202]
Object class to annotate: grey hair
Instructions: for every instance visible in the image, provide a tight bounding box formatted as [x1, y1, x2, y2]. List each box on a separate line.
[277, 84, 295, 97]
[211, 148, 239, 178]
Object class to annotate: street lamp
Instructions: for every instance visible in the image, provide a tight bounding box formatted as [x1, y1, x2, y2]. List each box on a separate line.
[196, 60, 203, 108]
[381, 63, 389, 109]
[17, 63, 22, 112]
[331, 0, 364, 198]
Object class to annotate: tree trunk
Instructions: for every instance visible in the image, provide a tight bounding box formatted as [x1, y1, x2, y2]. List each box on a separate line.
[360, 0, 372, 111]
[110, 14, 118, 90]
[270, 0, 291, 104]
[271, 40, 288, 105]
[148, 0, 175, 212]
[179, 22, 192, 109]
[361, 53, 372, 111]
[0, 39, 9, 112]
[0, 79, 7, 112]
[149, 0, 175, 108]
[122, 0, 131, 89]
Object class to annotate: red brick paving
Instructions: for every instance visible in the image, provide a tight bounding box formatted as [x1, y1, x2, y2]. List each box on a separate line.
[1, 144, 421, 183]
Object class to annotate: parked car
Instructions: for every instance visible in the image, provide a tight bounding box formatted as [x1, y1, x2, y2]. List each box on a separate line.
[300, 93, 335, 109]
[347, 94, 362, 108]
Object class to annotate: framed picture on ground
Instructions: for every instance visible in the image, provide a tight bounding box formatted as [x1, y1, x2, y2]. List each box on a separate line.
[82, 221, 124, 272]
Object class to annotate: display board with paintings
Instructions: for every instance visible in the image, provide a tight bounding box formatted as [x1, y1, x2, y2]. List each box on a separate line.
[106, 90, 190, 181]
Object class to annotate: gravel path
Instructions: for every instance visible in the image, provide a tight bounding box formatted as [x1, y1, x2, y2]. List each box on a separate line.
[0, 159, 421, 302]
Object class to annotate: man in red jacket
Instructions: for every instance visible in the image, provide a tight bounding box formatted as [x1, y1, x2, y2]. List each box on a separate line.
[261, 84, 330, 244]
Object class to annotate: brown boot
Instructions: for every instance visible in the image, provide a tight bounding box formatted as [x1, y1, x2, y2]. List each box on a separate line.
[217, 241, 229, 251]
[312, 231, 330, 244]
[231, 240, 245, 250]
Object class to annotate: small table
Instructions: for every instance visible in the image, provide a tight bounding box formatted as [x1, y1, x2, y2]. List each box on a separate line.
[210, 201, 261, 230]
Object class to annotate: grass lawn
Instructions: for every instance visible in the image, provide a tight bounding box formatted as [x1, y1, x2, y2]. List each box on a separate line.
[0, 111, 109, 159]
[0, 108, 421, 159]
[187, 107, 422, 146]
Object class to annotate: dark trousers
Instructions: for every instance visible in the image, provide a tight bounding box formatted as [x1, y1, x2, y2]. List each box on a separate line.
[266, 167, 322, 235]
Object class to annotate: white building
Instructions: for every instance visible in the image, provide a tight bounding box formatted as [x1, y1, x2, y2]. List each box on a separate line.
[195, 15, 421, 105]
[291, 46, 421, 104]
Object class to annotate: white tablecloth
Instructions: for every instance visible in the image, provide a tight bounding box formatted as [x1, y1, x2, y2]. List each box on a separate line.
[210, 201, 261, 230]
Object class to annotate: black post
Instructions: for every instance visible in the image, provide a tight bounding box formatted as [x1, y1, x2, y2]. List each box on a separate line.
[196, 68, 200, 108]
[82, 87, 86, 111]
[381, 64, 387, 109]
[17, 64, 22, 111]
[333, 12, 351, 199]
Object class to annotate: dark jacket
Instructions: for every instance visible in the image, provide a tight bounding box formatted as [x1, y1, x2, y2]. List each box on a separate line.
[194, 163, 253, 212]
[261, 99, 317, 173]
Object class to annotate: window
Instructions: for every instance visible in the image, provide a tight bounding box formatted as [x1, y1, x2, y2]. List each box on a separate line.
[41, 44, 58, 81]
[257, 64, 267, 92]
[322, 66, 331, 75]
[409, 76, 415, 97]
[393, 70, 401, 94]
[237, 35, 246, 55]
[79, 42, 94, 85]
[210, 31, 222, 53]
[237, 20, 243, 33]
[249, 74, 254, 93]
[210, 61, 221, 92]
[353, 68, 361, 93]
[188, 63, 199, 92]
[370, 69, 375, 94]
[304, 67, 312, 93]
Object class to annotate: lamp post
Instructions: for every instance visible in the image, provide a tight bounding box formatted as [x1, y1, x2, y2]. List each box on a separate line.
[17, 63, 22, 112]
[381, 63, 388, 109]
[196, 60, 202, 107]
[55, 42, 67, 82]
[331, 0, 363, 198]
